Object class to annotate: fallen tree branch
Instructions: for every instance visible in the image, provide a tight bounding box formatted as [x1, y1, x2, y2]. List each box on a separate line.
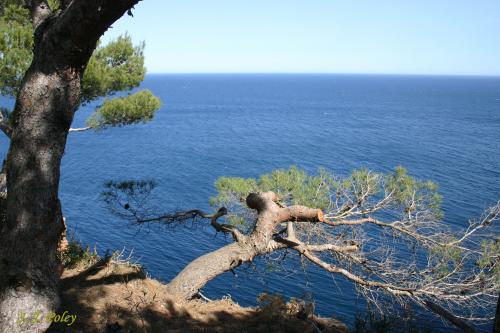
[323, 216, 486, 254]
[289, 241, 415, 297]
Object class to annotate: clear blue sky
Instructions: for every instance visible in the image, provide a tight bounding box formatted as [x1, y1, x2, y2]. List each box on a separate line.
[101, 0, 500, 75]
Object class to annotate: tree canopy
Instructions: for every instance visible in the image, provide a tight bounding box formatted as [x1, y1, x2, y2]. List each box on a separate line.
[0, 2, 161, 135]
[0, 4, 32, 97]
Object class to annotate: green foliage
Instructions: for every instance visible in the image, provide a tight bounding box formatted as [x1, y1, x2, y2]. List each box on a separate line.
[0, 4, 32, 96]
[0, 4, 160, 129]
[1, 9, 146, 102]
[209, 176, 256, 228]
[0, 0, 25, 17]
[331, 168, 381, 205]
[102, 179, 157, 202]
[103, 179, 157, 194]
[101, 180, 157, 215]
[346, 168, 380, 196]
[82, 35, 146, 103]
[385, 166, 442, 218]
[209, 177, 258, 206]
[86, 89, 161, 129]
[257, 293, 287, 320]
[258, 166, 332, 209]
[210, 166, 336, 230]
[478, 239, 500, 283]
[214, 166, 438, 215]
[59, 240, 99, 269]
[257, 293, 313, 321]
[47, 0, 61, 11]
[211, 166, 332, 210]
[430, 241, 463, 278]
[210, 166, 443, 231]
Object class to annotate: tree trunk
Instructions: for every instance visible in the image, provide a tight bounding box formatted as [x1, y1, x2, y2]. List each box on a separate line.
[166, 242, 257, 299]
[166, 235, 290, 300]
[494, 293, 500, 333]
[0, 63, 82, 333]
[0, 2, 140, 332]
[166, 192, 323, 300]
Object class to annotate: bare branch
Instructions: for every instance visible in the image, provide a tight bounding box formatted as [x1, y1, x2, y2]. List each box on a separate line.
[286, 222, 296, 239]
[323, 216, 487, 254]
[68, 127, 91, 132]
[132, 207, 245, 242]
[136, 209, 214, 223]
[303, 243, 359, 253]
[291, 243, 415, 297]
[208, 207, 245, 241]
[446, 202, 500, 246]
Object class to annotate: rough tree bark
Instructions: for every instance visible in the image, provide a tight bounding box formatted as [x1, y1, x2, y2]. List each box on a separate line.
[166, 192, 325, 299]
[0, 112, 10, 197]
[494, 293, 500, 333]
[0, 1, 141, 332]
[0, 161, 6, 198]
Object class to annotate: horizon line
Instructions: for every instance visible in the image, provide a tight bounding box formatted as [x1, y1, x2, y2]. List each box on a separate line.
[145, 72, 500, 78]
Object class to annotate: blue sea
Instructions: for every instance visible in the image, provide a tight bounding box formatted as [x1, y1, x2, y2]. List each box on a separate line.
[1, 74, 499, 331]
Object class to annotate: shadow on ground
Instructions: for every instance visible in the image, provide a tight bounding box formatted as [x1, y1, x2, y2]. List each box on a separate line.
[47, 257, 347, 333]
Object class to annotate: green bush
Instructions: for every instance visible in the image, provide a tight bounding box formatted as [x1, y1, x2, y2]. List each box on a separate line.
[87, 90, 161, 129]
[82, 34, 146, 103]
[59, 240, 99, 269]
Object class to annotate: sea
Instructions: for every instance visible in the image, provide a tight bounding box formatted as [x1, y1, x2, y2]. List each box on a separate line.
[1, 74, 499, 332]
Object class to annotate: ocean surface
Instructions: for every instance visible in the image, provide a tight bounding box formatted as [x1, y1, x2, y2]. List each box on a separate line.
[1, 74, 499, 331]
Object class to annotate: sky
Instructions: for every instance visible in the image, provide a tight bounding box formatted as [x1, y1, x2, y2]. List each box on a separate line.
[100, 0, 500, 75]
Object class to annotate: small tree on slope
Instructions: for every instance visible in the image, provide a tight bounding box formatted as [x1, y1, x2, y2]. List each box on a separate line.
[105, 166, 500, 333]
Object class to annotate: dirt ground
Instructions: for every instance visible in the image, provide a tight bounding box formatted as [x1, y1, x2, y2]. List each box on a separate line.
[46, 258, 348, 333]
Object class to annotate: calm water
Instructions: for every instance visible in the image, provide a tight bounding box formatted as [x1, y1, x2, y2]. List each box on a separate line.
[1, 74, 499, 331]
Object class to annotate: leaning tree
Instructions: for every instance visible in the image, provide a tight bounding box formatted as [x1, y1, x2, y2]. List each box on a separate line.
[0, 1, 159, 332]
[104, 166, 500, 332]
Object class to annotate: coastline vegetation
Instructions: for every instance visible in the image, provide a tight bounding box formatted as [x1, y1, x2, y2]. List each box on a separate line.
[103, 166, 499, 332]
[0, 1, 498, 332]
